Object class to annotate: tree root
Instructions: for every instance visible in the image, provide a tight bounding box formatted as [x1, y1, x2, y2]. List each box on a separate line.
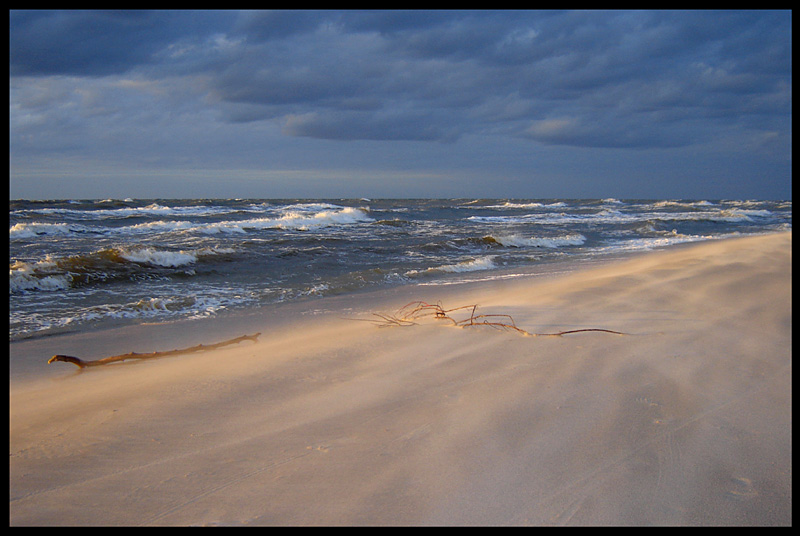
[47, 332, 261, 369]
[366, 301, 626, 337]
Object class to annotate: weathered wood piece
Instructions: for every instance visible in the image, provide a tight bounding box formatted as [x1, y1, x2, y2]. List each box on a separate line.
[47, 332, 261, 369]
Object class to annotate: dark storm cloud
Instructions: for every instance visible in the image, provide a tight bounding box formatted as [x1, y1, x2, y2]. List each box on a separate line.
[9, 10, 236, 76]
[10, 10, 790, 147]
[213, 10, 790, 147]
[9, 10, 792, 199]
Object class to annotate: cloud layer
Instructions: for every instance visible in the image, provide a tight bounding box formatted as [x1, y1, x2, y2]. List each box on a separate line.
[9, 10, 792, 199]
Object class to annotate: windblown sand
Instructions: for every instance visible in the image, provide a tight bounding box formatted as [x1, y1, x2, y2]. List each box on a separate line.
[9, 232, 791, 526]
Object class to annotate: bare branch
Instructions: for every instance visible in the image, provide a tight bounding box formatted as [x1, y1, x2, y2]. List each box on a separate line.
[47, 332, 261, 369]
[363, 301, 626, 337]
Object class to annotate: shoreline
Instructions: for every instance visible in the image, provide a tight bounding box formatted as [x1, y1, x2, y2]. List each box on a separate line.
[10, 195, 792, 345]
[7, 232, 758, 380]
[6, 237, 643, 382]
[10, 231, 792, 525]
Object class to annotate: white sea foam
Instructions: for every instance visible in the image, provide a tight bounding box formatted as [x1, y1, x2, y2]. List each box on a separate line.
[720, 208, 772, 219]
[9, 246, 237, 294]
[128, 220, 200, 233]
[408, 256, 497, 276]
[653, 200, 715, 208]
[594, 233, 727, 253]
[415, 271, 532, 286]
[122, 206, 373, 234]
[483, 201, 568, 209]
[270, 206, 373, 229]
[119, 248, 199, 267]
[9, 222, 95, 239]
[9, 272, 72, 293]
[10, 202, 262, 221]
[493, 233, 586, 248]
[113, 245, 237, 267]
[9, 258, 72, 293]
[10, 292, 235, 338]
[469, 207, 773, 226]
[282, 202, 343, 212]
[10, 204, 372, 239]
[440, 256, 496, 272]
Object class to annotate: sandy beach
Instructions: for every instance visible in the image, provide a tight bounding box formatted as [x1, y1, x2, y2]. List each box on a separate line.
[9, 231, 791, 526]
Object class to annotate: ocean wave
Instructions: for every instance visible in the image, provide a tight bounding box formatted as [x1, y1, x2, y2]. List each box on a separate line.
[9, 246, 236, 293]
[466, 214, 535, 224]
[482, 201, 568, 209]
[281, 202, 344, 212]
[270, 206, 373, 230]
[652, 200, 715, 208]
[718, 208, 772, 219]
[492, 233, 586, 248]
[130, 205, 373, 233]
[656, 208, 773, 223]
[9, 271, 73, 293]
[595, 233, 722, 253]
[10, 292, 237, 339]
[10, 201, 268, 220]
[127, 295, 230, 316]
[9, 222, 99, 239]
[407, 255, 497, 276]
[11, 205, 374, 239]
[468, 207, 774, 226]
[186, 206, 374, 233]
[118, 247, 228, 267]
[127, 220, 201, 233]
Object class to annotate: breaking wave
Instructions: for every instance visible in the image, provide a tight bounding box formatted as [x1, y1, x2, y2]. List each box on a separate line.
[491, 233, 586, 248]
[10, 204, 373, 240]
[9, 246, 236, 293]
[407, 256, 497, 276]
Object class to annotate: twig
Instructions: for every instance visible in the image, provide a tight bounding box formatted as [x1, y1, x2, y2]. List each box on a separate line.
[365, 301, 626, 337]
[47, 332, 261, 369]
[533, 328, 626, 337]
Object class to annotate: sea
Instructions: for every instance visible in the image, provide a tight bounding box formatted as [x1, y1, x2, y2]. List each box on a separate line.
[10, 198, 792, 341]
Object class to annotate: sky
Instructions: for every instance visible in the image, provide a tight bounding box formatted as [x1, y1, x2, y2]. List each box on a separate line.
[9, 10, 792, 200]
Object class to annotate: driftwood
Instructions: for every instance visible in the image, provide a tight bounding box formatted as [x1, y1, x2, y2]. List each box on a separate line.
[47, 332, 261, 369]
[366, 301, 625, 337]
